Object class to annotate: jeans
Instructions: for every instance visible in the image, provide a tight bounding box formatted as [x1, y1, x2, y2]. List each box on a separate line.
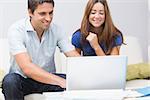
[2, 73, 66, 100]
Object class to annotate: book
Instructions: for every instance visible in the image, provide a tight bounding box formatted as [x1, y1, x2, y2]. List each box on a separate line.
[126, 86, 150, 98]
[135, 86, 150, 97]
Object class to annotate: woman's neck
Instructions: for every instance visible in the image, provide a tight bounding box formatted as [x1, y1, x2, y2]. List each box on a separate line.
[89, 26, 103, 35]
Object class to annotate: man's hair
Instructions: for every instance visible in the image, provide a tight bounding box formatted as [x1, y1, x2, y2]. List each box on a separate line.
[28, 0, 54, 13]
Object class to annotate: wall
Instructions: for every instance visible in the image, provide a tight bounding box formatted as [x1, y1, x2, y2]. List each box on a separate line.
[0, 0, 27, 38]
[149, 0, 150, 45]
[0, 0, 149, 62]
[148, 0, 150, 61]
[108, 0, 148, 62]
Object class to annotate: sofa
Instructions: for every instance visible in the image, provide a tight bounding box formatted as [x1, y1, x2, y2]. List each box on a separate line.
[0, 36, 150, 100]
[119, 36, 150, 89]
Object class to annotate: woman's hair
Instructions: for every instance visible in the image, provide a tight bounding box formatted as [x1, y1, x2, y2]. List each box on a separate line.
[28, 0, 54, 13]
[80, 0, 123, 54]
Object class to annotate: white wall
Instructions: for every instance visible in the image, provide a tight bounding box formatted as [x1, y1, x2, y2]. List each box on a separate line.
[108, 0, 148, 62]
[53, 0, 87, 36]
[148, 0, 150, 61]
[0, 0, 27, 38]
[149, 0, 150, 44]
[0, 0, 149, 62]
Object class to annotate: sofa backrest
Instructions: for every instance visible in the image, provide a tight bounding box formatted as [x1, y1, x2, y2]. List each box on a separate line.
[120, 36, 144, 64]
[0, 38, 65, 73]
[0, 36, 145, 74]
[148, 46, 150, 62]
[0, 38, 10, 74]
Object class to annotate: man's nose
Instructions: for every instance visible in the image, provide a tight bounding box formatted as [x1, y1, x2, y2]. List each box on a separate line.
[45, 14, 51, 21]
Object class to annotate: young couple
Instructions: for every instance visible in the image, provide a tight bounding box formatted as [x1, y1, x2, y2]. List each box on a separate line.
[2, 0, 123, 100]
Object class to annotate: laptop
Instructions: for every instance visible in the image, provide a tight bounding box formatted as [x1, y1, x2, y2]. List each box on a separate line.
[66, 55, 127, 91]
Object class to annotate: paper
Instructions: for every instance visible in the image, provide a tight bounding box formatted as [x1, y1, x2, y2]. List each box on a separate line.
[126, 86, 150, 98]
[135, 86, 150, 97]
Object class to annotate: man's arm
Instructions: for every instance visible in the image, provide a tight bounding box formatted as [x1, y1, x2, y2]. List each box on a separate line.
[15, 52, 66, 88]
[64, 50, 80, 57]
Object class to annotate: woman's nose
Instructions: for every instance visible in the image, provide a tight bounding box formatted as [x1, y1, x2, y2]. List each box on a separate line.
[95, 13, 100, 18]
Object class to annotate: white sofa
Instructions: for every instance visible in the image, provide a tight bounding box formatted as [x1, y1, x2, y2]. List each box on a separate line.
[149, 45, 150, 62]
[0, 36, 150, 100]
[120, 36, 150, 89]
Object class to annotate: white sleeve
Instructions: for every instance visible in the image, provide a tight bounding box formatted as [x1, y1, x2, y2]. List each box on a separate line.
[56, 27, 75, 53]
[7, 25, 27, 56]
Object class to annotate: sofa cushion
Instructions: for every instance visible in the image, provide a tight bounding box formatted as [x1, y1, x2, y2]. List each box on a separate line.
[126, 63, 150, 81]
[0, 68, 5, 87]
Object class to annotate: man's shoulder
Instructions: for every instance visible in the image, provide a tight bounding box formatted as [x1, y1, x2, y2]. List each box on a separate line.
[48, 23, 59, 30]
[48, 23, 62, 34]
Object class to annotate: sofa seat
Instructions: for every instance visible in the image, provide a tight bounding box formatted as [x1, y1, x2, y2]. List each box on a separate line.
[126, 79, 150, 89]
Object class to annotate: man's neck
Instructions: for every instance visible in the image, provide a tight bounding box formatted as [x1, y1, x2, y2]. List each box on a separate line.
[30, 20, 44, 41]
[36, 28, 44, 39]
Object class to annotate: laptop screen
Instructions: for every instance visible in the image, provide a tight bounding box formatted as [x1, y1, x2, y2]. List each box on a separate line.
[66, 56, 127, 90]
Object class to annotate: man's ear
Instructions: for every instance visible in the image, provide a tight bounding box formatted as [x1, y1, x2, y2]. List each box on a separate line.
[28, 9, 33, 18]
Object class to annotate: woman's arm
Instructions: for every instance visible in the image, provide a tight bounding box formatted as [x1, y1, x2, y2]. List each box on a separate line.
[75, 48, 81, 54]
[86, 32, 121, 56]
[86, 32, 105, 56]
[110, 46, 120, 55]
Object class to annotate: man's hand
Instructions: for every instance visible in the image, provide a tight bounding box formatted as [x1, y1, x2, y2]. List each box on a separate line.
[58, 77, 66, 88]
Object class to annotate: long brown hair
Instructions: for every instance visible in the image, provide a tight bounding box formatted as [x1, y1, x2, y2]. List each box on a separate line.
[80, 0, 123, 54]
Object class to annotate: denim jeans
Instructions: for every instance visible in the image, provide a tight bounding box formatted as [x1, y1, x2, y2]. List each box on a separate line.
[2, 73, 66, 100]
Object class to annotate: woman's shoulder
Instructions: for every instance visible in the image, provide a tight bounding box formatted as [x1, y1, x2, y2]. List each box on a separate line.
[72, 29, 82, 37]
[114, 32, 123, 44]
[73, 29, 81, 35]
[113, 30, 123, 38]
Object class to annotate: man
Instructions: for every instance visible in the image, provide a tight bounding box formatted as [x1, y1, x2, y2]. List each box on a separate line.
[2, 0, 80, 100]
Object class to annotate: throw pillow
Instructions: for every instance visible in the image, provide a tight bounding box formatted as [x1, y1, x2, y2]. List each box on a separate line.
[126, 63, 150, 81]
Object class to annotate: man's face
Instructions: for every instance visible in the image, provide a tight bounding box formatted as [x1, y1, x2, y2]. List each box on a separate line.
[29, 3, 54, 31]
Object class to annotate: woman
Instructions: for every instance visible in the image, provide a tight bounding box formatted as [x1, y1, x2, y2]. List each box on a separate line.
[72, 0, 124, 56]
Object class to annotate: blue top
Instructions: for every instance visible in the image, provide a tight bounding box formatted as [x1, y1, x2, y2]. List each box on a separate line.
[8, 18, 74, 78]
[72, 30, 123, 56]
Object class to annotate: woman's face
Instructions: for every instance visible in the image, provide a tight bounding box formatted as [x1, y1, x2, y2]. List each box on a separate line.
[89, 2, 105, 28]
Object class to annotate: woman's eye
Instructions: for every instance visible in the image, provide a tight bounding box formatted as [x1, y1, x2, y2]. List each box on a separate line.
[100, 13, 104, 15]
[99, 11, 105, 15]
[91, 12, 96, 14]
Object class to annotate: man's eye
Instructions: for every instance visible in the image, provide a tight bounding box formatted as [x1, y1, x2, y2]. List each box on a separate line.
[49, 12, 53, 15]
[39, 12, 46, 16]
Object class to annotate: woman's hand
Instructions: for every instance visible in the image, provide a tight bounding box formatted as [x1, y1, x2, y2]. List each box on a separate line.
[86, 32, 99, 50]
[86, 32, 105, 56]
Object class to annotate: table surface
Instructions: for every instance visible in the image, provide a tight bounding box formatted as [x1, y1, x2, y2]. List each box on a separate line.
[43, 89, 150, 100]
